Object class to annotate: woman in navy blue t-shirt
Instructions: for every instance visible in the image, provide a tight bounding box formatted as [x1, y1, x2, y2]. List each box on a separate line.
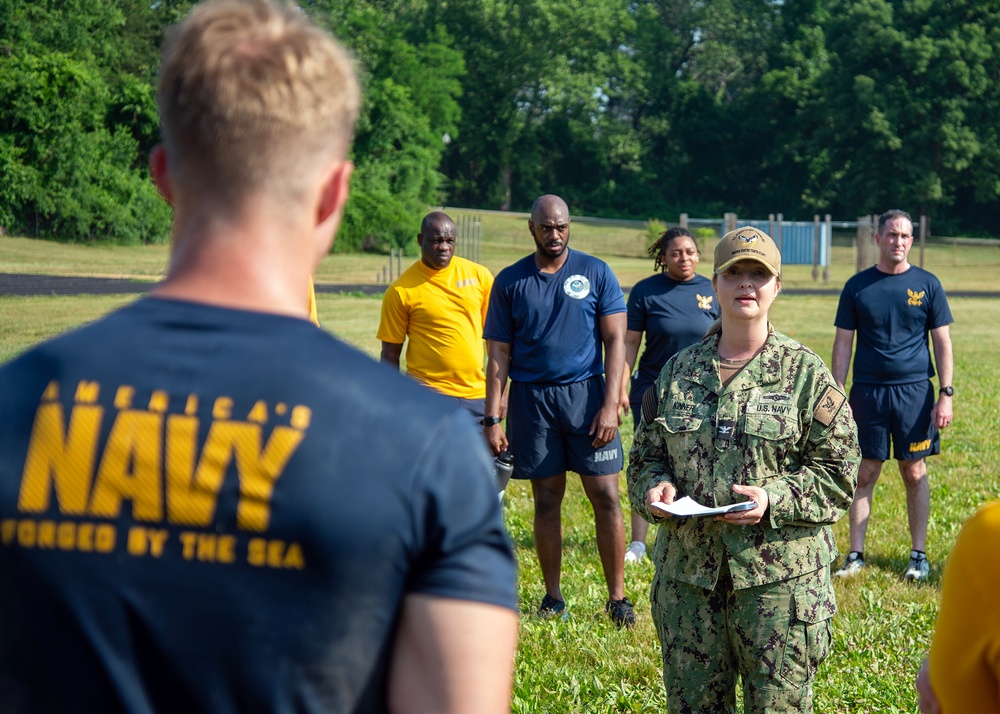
[620, 227, 720, 562]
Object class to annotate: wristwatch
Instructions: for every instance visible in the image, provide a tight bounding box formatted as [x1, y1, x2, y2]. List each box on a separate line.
[481, 416, 503, 426]
[939, 386, 954, 397]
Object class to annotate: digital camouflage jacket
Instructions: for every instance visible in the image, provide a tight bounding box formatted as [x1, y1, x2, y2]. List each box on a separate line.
[627, 329, 860, 590]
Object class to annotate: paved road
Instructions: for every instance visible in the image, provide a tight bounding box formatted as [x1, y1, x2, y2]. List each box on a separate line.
[2, 272, 998, 299]
[0, 273, 385, 297]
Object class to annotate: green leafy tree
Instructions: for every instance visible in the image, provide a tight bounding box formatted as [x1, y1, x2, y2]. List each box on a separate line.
[308, 0, 466, 252]
[0, 51, 169, 242]
[439, 0, 641, 214]
[805, 0, 1000, 228]
[0, 0, 170, 242]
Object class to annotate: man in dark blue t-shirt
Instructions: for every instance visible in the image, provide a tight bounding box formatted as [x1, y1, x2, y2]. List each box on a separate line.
[831, 209, 954, 583]
[483, 194, 634, 628]
[0, 2, 518, 712]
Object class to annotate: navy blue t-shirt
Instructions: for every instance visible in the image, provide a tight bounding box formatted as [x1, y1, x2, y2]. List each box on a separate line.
[484, 248, 626, 384]
[0, 297, 516, 714]
[626, 273, 719, 405]
[834, 266, 953, 384]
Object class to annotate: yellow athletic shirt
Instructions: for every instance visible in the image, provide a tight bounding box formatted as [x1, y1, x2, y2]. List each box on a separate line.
[929, 500, 1000, 712]
[377, 256, 493, 399]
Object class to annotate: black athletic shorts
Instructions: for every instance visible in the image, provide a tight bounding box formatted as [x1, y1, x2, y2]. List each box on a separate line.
[849, 381, 939, 461]
[506, 376, 623, 479]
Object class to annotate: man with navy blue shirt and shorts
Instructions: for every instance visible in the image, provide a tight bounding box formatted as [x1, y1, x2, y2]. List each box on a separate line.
[831, 209, 954, 582]
[483, 194, 634, 628]
[0, 2, 518, 712]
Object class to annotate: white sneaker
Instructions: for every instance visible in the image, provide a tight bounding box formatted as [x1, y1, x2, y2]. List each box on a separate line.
[624, 541, 647, 563]
[833, 551, 865, 578]
[904, 550, 930, 582]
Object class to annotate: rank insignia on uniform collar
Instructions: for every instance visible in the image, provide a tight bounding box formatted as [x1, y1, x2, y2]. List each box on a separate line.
[716, 417, 735, 449]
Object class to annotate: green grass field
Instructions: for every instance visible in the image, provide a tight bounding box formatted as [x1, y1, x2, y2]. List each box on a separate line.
[2, 227, 1000, 712]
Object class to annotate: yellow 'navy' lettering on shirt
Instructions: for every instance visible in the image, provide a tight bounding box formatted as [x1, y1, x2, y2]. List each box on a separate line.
[17, 380, 310, 533]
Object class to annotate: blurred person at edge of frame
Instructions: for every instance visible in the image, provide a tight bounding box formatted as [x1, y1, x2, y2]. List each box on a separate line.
[916, 499, 1000, 714]
[0, 1, 518, 712]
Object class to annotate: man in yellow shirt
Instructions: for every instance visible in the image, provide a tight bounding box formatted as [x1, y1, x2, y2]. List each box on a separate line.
[378, 212, 494, 420]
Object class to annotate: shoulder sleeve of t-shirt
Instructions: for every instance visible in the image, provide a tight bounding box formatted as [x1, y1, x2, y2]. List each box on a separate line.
[406, 411, 517, 610]
[595, 260, 626, 315]
[927, 275, 954, 329]
[626, 280, 647, 331]
[376, 284, 408, 343]
[479, 265, 495, 325]
[833, 281, 857, 330]
[483, 270, 514, 343]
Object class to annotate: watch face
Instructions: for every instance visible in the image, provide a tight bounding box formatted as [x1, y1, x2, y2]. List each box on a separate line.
[940, 387, 954, 397]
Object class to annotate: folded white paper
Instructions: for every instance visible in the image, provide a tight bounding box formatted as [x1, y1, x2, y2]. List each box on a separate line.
[650, 496, 755, 517]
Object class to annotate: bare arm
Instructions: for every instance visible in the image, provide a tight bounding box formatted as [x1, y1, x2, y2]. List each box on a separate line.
[388, 594, 518, 714]
[380, 341, 404, 369]
[831, 328, 855, 389]
[483, 340, 512, 455]
[621, 329, 642, 407]
[930, 325, 954, 428]
[915, 658, 940, 714]
[590, 312, 627, 447]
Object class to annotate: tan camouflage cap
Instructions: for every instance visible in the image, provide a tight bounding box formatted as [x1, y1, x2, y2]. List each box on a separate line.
[713, 226, 781, 276]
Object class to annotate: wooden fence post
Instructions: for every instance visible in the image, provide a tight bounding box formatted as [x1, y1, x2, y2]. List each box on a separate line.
[812, 214, 821, 281]
[855, 217, 866, 273]
[919, 215, 928, 268]
[823, 214, 832, 283]
[723, 212, 737, 234]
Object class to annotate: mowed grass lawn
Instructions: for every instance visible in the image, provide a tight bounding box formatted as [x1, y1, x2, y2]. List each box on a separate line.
[2, 229, 1000, 712]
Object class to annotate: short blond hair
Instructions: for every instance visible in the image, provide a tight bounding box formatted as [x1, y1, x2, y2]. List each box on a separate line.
[157, 0, 361, 203]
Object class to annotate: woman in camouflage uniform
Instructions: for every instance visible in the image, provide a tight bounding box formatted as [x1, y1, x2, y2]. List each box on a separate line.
[627, 227, 860, 714]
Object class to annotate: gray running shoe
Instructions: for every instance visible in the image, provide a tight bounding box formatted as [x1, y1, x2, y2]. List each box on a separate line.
[904, 550, 930, 582]
[833, 551, 865, 578]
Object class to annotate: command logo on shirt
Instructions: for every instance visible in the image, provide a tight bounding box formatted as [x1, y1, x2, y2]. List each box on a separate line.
[907, 288, 925, 306]
[697, 294, 714, 310]
[813, 386, 845, 427]
[563, 275, 591, 300]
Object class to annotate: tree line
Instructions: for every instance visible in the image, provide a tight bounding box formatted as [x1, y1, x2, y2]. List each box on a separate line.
[2, 0, 998, 248]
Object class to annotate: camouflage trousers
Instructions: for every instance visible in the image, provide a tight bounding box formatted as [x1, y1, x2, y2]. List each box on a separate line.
[650, 565, 836, 714]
